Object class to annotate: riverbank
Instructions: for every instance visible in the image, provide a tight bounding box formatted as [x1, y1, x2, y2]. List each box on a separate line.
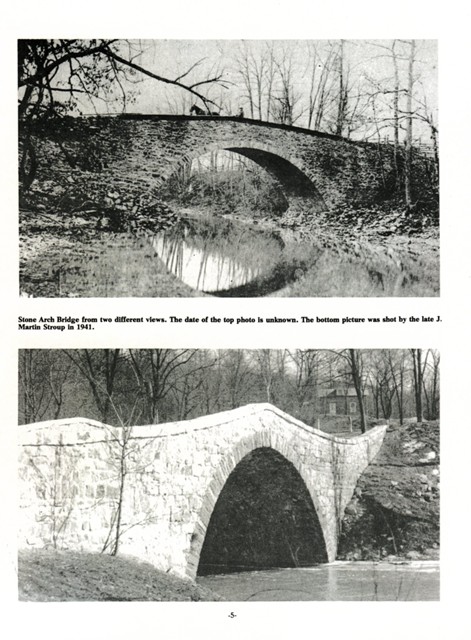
[19, 207, 203, 297]
[17, 549, 439, 601]
[18, 549, 224, 601]
[18, 549, 439, 602]
[19, 201, 439, 298]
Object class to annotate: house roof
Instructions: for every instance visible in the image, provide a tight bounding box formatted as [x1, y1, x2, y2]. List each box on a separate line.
[318, 387, 368, 398]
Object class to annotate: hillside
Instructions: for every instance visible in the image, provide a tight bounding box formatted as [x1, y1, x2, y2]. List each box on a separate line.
[338, 420, 440, 560]
[18, 550, 224, 602]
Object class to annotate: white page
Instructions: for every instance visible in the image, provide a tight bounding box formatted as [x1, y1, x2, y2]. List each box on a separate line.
[2, 2, 470, 638]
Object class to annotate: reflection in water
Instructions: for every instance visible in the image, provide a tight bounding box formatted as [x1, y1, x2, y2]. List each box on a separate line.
[197, 561, 440, 601]
[150, 218, 284, 293]
[21, 210, 437, 297]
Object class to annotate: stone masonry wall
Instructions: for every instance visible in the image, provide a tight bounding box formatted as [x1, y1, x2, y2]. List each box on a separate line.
[18, 404, 387, 579]
[23, 115, 396, 213]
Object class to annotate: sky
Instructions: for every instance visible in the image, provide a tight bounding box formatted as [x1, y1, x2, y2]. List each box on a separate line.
[116, 39, 438, 142]
[35, 39, 437, 143]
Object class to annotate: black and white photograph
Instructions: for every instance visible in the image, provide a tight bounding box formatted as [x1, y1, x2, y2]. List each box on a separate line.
[19, 39, 439, 298]
[18, 348, 439, 601]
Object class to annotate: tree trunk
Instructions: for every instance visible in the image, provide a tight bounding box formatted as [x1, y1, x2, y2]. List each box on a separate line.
[391, 40, 400, 189]
[411, 348, 424, 422]
[335, 40, 347, 137]
[349, 349, 366, 433]
[404, 40, 416, 209]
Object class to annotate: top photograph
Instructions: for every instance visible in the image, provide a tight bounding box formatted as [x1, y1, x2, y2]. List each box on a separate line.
[18, 39, 439, 298]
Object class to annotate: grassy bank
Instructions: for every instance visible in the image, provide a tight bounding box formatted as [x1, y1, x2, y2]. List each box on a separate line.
[18, 549, 224, 601]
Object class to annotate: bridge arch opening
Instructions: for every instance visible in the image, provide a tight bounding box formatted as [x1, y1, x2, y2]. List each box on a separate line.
[225, 147, 325, 207]
[164, 143, 328, 214]
[196, 447, 328, 576]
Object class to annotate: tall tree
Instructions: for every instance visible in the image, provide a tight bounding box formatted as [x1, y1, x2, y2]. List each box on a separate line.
[391, 39, 401, 185]
[423, 349, 440, 420]
[18, 39, 227, 187]
[404, 39, 416, 209]
[19, 350, 72, 424]
[63, 349, 121, 424]
[335, 40, 349, 136]
[328, 350, 368, 432]
[367, 350, 399, 420]
[386, 349, 408, 425]
[286, 349, 320, 414]
[127, 349, 197, 424]
[410, 348, 427, 422]
[347, 349, 367, 433]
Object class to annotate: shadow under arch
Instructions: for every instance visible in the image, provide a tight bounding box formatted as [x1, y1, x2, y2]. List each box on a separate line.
[165, 139, 328, 213]
[188, 436, 329, 578]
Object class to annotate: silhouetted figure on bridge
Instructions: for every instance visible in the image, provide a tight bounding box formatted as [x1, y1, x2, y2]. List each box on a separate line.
[190, 104, 206, 116]
[190, 104, 220, 116]
[238, 107, 244, 118]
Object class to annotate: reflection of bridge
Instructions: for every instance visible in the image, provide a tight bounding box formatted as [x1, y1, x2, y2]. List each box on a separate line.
[25, 115, 397, 214]
[150, 222, 283, 293]
[151, 233, 264, 292]
[19, 404, 387, 579]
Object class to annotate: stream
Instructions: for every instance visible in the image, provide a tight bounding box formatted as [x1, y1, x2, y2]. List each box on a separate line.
[197, 561, 439, 601]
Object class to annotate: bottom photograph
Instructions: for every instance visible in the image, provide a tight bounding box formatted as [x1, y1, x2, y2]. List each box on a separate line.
[18, 348, 440, 601]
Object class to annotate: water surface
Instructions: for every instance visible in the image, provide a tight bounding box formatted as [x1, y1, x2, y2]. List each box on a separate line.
[197, 561, 439, 601]
[150, 217, 285, 293]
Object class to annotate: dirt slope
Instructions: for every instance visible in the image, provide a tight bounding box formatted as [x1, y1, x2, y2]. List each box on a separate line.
[338, 420, 440, 560]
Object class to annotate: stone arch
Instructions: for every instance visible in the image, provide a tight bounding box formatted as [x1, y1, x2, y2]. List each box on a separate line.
[186, 431, 329, 578]
[164, 139, 328, 212]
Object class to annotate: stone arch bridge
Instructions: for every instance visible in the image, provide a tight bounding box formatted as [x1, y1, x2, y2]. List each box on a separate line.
[19, 404, 387, 579]
[24, 115, 396, 214]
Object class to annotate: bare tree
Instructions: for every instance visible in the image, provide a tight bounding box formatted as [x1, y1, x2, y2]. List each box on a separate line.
[404, 39, 416, 209]
[219, 350, 257, 410]
[423, 349, 440, 420]
[386, 349, 408, 425]
[272, 46, 303, 126]
[391, 40, 401, 184]
[286, 349, 320, 414]
[410, 348, 428, 422]
[19, 350, 72, 424]
[236, 43, 257, 119]
[99, 396, 157, 556]
[334, 40, 349, 136]
[126, 349, 198, 424]
[305, 43, 337, 131]
[18, 39, 228, 187]
[366, 350, 399, 420]
[250, 350, 288, 405]
[18, 39, 227, 120]
[63, 349, 121, 424]
[347, 349, 367, 433]
[167, 351, 217, 420]
[326, 350, 367, 432]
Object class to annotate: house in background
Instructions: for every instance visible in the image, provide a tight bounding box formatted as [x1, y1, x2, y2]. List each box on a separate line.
[318, 387, 369, 416]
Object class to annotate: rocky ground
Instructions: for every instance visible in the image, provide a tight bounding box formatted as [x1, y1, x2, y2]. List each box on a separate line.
[18, 549, 224, 601]
[338, 419, 440, 562]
